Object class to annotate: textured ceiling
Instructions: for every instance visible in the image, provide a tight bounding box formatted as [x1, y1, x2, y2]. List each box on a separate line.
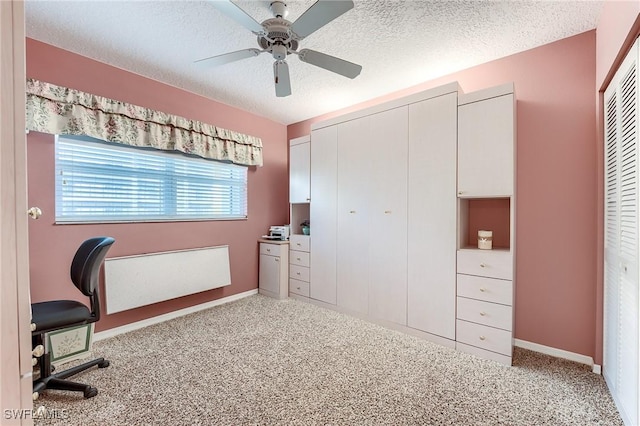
[25, 0, 603, 125]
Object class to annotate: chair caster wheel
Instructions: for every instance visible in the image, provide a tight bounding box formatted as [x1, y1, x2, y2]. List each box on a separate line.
[98, 360, 110, 368]
[84, 387, 98, 398]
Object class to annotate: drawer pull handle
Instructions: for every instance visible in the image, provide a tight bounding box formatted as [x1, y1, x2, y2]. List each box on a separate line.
[297, 257, 301, 261]
[458, 191, 463, 195]
[275, 258, 279, 262]
[266, 248, 271, 252]
[306, 198, 311, 201]
[296, 286, 301, 290]
[296, 243, 302, 246]
[296, 272, 301, 275]
[384, 210, 391, 214]
[350, 210, 356, 214]
[479, 287, 486, 292]
[479, 312, 486, 316]
[479, 336, 486, 341]
[480, 263, 486, 268]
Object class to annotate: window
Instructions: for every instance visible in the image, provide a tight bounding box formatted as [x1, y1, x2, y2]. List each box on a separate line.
[55, 135, 248, 223]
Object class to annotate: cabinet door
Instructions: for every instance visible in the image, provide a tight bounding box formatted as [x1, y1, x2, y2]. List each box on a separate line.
[458, 94, 514, 197]
[290, 141, 310, 203]
[310, 126, 337, 304]
[336, 117, 371, 314]
[259, 254, 280, 295]
[367, 106, 408, 325]
[407, 93, 457, 339]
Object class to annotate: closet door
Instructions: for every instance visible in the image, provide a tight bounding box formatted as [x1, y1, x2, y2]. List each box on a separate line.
[336, 117, 371, 314]
[367, 107, 408, 325]
[310, 125, 338, 304]
[604, 37, 639, 426]
[407, 93, 457, 339]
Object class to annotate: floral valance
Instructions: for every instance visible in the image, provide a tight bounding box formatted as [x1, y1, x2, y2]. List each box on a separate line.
[25, 79, 263, 167]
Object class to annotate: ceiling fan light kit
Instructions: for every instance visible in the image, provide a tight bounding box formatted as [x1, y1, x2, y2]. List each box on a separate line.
[199, 0, 362, 97]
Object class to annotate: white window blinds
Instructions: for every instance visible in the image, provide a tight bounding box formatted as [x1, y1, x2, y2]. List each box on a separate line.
[55, 136, 248, 223]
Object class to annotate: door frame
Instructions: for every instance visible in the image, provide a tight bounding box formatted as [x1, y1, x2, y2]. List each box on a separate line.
[1, 1, 33, 423]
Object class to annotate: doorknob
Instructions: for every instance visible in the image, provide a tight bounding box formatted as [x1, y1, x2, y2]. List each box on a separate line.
[28, 207, 42, 219]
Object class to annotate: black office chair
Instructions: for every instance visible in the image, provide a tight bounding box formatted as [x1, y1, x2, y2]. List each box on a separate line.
[31, 236, 115, 399]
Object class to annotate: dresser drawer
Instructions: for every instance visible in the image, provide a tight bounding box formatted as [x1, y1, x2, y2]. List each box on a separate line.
[290, 250, 310, 267]
[290, 264, 310, 282]
[457, 297, 512, 331]
[456, 319, 512, 356]
[290, 235, 310, 252]
[289, 278, 310, 297]
[457, 274, 513, 305]
[457, 249, 512, 280]
[260, 243, 283, 256]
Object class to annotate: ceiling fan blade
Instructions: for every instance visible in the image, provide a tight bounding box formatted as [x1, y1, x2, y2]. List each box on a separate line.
[290, 0, 354, 39]
[208, 0, 265, 35]
[298, 49, 362, 79]
[274, 60, 292, 97]
[195, 48, 261, 66]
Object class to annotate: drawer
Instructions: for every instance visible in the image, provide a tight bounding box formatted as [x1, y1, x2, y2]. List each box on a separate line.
[457, 297, 512, 331]
[289, 278, 310, 297]
[456, 319, 512, 356]
[260, 243, 282, 256]
[290, 235, 310, 252]
[457, 274, 513, 305]
[290, 264, 310, 282]
[457, 249, 512, 280]
[290, 250, 310, 267]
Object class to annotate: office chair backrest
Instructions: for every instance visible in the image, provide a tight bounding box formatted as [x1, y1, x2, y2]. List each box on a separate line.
[70, 237, 115, 319]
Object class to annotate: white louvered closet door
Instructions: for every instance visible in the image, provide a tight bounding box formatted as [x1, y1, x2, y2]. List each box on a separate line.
[604, 37, 639, 426]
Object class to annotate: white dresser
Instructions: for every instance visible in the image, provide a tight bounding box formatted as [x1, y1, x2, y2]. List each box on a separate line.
[289, 234, 310, 297]
[455, 249, 514, 364]
[258, 239, 289, 299]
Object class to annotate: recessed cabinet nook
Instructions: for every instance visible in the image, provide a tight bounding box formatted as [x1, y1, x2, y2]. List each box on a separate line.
[288, 82, 516, 365]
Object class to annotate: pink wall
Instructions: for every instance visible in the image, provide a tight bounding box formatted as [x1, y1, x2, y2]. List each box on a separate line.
[289, 32, 598, 359]
[593, 1, 640, 365]
[26, 39, 289, 332]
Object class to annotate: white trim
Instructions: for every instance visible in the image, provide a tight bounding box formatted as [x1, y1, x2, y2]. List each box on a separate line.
[514, 339, 595, 369]
[458, 82, 514, 106]
[592, 364, 602, 375]
[94, 289, 258, 342]
[311, 82, 460, 130]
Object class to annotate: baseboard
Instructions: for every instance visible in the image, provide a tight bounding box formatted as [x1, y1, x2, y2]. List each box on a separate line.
[514, 339, 599, 373]
[94, 289, 258, 342]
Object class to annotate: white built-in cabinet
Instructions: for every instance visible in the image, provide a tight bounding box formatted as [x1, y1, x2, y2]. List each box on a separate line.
[336, 107, 409, 324]
[298, 81, 516, 365]
[310, 83, 460, 337]
[309, 126, 337, 304]
[603, 37, 639, 426]
[407, 93, 458, 339]
[455, 83, 516, 366]
[288, 135, 312, 300]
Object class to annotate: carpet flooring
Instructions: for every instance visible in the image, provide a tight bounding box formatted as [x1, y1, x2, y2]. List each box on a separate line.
[33, 295, 622, 425]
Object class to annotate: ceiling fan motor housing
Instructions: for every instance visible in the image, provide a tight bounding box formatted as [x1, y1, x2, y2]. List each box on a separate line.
[258, 18, 298, 59]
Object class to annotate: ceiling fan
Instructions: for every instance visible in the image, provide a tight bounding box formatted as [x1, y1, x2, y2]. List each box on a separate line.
[197, 0, 362, 97]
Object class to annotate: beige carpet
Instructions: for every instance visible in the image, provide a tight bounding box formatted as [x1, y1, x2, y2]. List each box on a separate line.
[34, 295, 622, 425]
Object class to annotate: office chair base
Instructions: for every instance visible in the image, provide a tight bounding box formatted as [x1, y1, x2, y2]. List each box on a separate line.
[34, 356, 110, 399]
